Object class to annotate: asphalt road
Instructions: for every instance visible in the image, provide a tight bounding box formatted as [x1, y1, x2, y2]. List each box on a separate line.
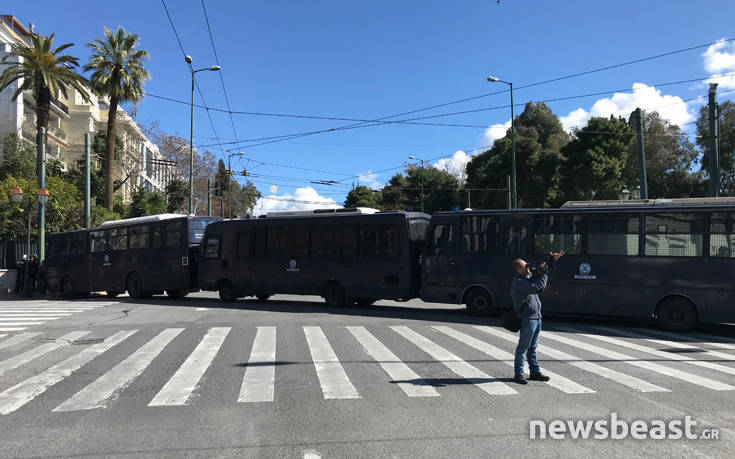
[0, 292, 734, 458]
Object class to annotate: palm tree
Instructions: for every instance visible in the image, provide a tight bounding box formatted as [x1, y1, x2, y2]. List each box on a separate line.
[85, 26, 150, 209]
[0, 33, 90, 164]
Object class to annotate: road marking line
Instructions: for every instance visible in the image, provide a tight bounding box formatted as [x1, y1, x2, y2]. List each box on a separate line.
[239, 327, 277, 402]
[0, 331, 90, 377]
[545, 330, 734, 391]
[629, 328, 735, 351]
[0, 313, 73, 316]
[0, 334, 5, 340]
[0, 322, 56, 326]
[0, 328, 27, 332]
[391, 326, 516, 395]
[347, 326, 440, 397]
[149, 327, 230, 406]
[53, 328, 184, 411]
[303, 326, 360, 399]
[475, 326, 669, 392]
[434, 326, 594, 394]
[0, 331, 137, 415]
[0, 333, 41, 350]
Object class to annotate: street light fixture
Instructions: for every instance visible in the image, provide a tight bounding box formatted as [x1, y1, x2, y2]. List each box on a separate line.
[487, 76, 517, 209]
[186, 55, 221, 215]
[619, 185, 631, 201]
[227, 151, 245, 219]
[408, 155, 426, 213]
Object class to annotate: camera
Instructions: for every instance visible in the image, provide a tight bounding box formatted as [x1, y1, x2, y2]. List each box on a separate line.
[527, 255, 554, 274]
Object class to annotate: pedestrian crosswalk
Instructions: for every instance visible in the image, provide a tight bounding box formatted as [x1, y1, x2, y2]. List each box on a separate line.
[0, 301, 112, 332]
[0, 323, 733, 415]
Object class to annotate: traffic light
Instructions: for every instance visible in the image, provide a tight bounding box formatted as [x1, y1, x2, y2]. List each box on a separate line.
[214, 182, 223, 196]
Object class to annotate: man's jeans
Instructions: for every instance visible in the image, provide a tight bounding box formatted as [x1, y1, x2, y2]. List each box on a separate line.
[514, 318, 542, 376]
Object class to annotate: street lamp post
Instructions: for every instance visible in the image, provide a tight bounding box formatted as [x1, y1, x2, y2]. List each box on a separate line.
[185, 55, 220, 215]
[408, 155, 425, 213]
[227, 152, 245, 219]
[487, 76, 517, 209]
[11, 186, 50, 297]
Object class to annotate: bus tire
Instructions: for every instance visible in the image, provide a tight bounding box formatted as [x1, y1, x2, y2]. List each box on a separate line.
[256, 294, 271, 302]
[465, 288, 493, 316]
[656, 297, 698, 332]
[219, 281, 237, 303]
[126, 272, 146, 299]
[324, 283, 346, 307]
[60, 276, 75, 299]
[166, 289, 189, 299]
[356, 298, 376, 307]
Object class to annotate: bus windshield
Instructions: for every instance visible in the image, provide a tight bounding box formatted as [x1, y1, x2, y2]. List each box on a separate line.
[189, 218, 219, 244]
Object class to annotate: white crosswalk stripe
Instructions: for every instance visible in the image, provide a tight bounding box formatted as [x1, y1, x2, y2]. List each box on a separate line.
[631, 328, 735, 351]
[239, 327, 277, 403]
[304, 326, 360, 399]
[391, 326, 517, 395]
[544, 330, 735, 391]
[0, 334, 5, 340]
[0, 327, 26, 332]
[475, 326, 670, 392]
[0, 333, 41, 350]
[0, 302, 109, 332]
[0, 331, 137, 415]
[347, 326, 439, 397]
[53, 328, 184, 412]
[433, 326, 594, 394]
[0, 331, 90, 377]
[150, 327, 230, 406]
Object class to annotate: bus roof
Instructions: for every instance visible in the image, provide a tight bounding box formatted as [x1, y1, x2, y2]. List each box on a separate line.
[100, 213, 187, 227]
[262, 207, 380, 218]
[561, 197, 735, 208]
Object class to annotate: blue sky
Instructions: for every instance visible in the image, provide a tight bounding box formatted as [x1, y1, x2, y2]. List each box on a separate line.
[7, 1, 735, 212]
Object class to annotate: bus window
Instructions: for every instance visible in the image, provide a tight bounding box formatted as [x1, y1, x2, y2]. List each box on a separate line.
[267, 227, 286, 257]
[645, 213, 704, 257]
[69, 233, 85, 255]
[289, 227, 309, 258]
[587, 214, 639, 255]
[337, 225, 357, 260]
[359, 225, 399, 259]
[252, 229, 266, 258]
[710, 213, 735, 257]
[310, 226, 334, 259]
[203, 237, 220, 258]
[166, 220, 183, 248]
[461, 216, 498, 253]
[501, 217, 530, 256]
[533, 214, 583, 254]
[89, 230, 108, 253]
[129, 225, 149, 249]
[189, 218, 217, 244]
[237, 231, 251, 258]
[152, 225, 164, 249]
[109, 227, 128, 251]
[431, 224, 456, 250]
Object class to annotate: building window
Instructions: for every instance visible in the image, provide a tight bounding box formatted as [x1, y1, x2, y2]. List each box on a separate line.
[586, 214, 639, 256]
[645, 213, 704, 257]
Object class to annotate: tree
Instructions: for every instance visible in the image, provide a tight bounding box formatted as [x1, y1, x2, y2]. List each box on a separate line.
[165, 179, 187, 213]
[696, 100, 735, 195]
[467, 101, 569, 209]
[344, 186, 383, 209]
[381, 165, 460, 213]
[127, 187, 166, 218]
[0, 32, 89, 174]
[85, 26, 150, 209]
[624, 111, 702, 198]
[560, 116, 634, 201]
[0, 133, 36, 181]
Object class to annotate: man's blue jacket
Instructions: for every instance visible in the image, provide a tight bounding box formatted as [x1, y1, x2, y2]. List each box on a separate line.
[511, 272, 548, 319]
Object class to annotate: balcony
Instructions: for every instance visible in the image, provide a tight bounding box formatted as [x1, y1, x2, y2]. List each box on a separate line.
[22, 91, 71, 119]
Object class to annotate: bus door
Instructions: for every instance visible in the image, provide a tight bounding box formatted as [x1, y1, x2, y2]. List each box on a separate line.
[88, 229, 112, 292]
[422, 222, 459, 303]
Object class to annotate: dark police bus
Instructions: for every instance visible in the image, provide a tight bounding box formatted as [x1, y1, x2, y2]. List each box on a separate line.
[421, 198, 735, 331]
[45, 214, 219, 299]
[198, 208, 430, 305]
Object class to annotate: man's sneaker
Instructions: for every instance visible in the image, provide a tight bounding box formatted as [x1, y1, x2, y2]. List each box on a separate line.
[528, 373, 550, 382]
[513, 375, 528, 385]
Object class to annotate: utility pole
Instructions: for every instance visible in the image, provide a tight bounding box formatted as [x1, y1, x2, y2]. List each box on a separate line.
[506, 175, 511, 210]
[632, 108, 648, 199]
[38, 127, 46, 261]
[84, 133, 90, 228]
[708, 83, 721, 197]
[207, 178, 211, 216]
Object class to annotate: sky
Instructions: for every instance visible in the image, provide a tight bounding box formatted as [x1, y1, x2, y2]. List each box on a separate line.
[6, 0, 735, 214]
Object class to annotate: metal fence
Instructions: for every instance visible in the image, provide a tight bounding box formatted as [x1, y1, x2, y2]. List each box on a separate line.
[0, 240, 39, 269]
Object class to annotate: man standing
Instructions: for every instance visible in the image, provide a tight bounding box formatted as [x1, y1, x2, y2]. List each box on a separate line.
[511, 252, 564, 385]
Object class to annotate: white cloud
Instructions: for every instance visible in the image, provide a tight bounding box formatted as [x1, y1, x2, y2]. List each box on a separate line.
[357, 170, 381, 190]
[253, 187, 341, 216]
[703, 39, 735, 90]
[482, 120, 511, 147]
[434, 150, 471, 185]
[559, 83, 695, 132]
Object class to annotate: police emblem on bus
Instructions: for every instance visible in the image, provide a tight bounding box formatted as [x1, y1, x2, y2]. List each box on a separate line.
[286, 259, 300, 272]
[574, 262, 596, 280]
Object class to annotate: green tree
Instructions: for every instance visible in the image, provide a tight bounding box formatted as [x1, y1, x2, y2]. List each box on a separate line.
[624, 111, 702, 198]
[560, 116, 634, 201]
[0, 133, 36, 181]
[696, 100, 735, 195]
[165, 179, 187, 213]
[0, 32, 89, 174]
[85, 26, 150, 209]
[467, 101, 569, 209]
[344, 185, 383, 209]
[127, 187, 166, 218]
[381, 165, 460, 213]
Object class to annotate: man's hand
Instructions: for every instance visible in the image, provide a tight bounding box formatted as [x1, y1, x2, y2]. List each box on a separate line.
[550, 251, 565, 261]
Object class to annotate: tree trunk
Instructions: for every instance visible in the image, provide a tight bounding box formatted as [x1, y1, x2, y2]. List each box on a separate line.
[105, 95, 119, 209]
[35, 85, 51, 177]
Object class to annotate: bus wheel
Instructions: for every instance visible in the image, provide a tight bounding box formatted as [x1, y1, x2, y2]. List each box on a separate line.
[324, 283, 346, 307]
[60, 276, 75, 299]
[256, 294, 271, 302]
[466, 288, 493, 316]
[656, 297, 698, 332]
[219, 281, 237, 303]
[106, 291, 121, 298]
[126, 272, 146, 299]
[356, 298, 376, 307]
[166, 289, 189, 299]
